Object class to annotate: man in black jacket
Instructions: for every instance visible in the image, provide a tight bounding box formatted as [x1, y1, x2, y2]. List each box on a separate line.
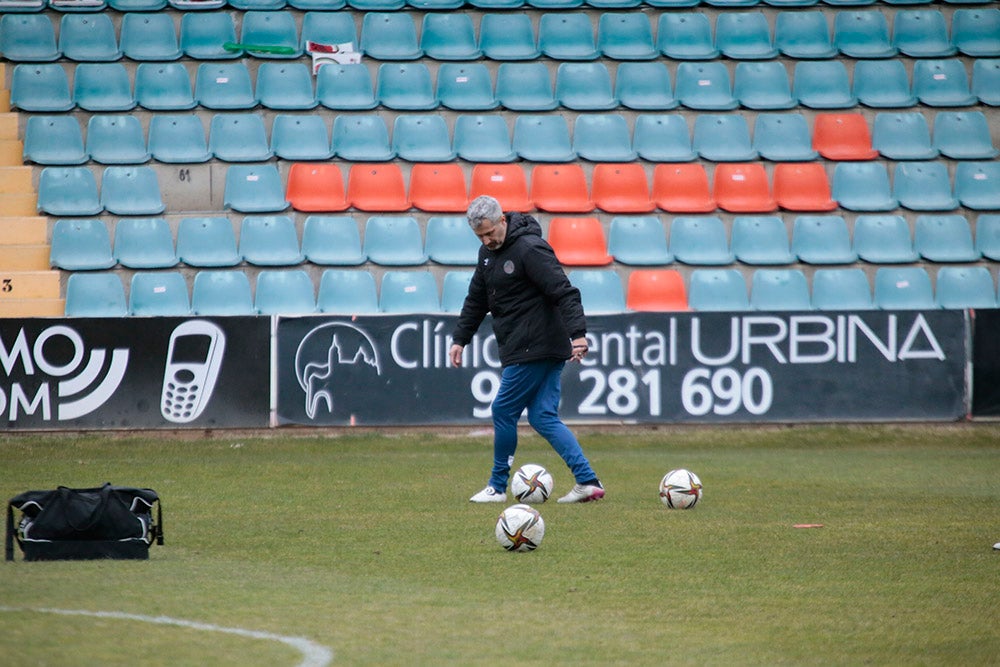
[449, 195, 605, 504]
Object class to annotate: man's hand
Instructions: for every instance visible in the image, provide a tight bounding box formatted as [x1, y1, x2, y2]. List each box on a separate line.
[570, 336, 589, 363]
[449, 343, 464, 368]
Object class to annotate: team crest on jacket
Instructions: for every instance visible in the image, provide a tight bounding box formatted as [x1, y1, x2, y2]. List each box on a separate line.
[503, 260, 515, 274]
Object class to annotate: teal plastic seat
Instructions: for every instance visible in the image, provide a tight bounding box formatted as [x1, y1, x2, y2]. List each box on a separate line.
[675, 62, 738, 110]
[38, 167, 102, 216]
[350, 0, 404, 8]
[73, 63, 135, 112]
[853, 60, 916, 108]
[135, 63, 196, 111]
[425, 216, 482, 266]
[774, 10, 836, 58]
[255, 270, 316, 315]
[479, 13, 539, 61]
[470, 0, 525, 7]
[734, 61, 796, 110]
[975, 215, 1000, 260]
[832, 162, 897, 212]
[573, 114, 636, 162]
[239, 216, 303, 266]
[120, 13, 181, 61]
[270, 115, 332, 161]
[657, 13, 719, 60]
[181, 12, 238, 60]
[380, 271, 440, 313]
[300, 12, 357, 53]
[556, 62, 617, 110]
[693, 115, 757, 162]
[50, 218, 115, 270]
[437, 63, 498, 111]
[953, 8, 1000, 57]
[753, 113, 818, 161]
[633, 114, 695, 162]
[496, 62, 557, 111]
[316, 64, 377, 111]
[569, 269, 625, 314]
[392, 115, 455, 162]
[113, 217, 176, 269]
[376, 62, 438, 111]
[893, 162, 958, 212]
[224, 165, 289, 213]
[834, 10, 896, 58]
[853, 215, 918, 263]
[513, 115, 575, 163]
[129, 272, 191, 316]
[65, 273, 127, 317]
[256, 62, 316, 111]
[421, 13, 480, 60]
[539, 13, 599, 60]
[732, 216, 794, 265]
[751, 269, 811, 311]
[793, 60, 856, 109]
[86, 115, 148, 165]
[688, 269, 750, 311]
[0, 14, 60, 61]
[229, 0, 287, 10]
[209, 113, 272, 162]
[101, 166, 164, 216]
[615, 62, 677, 111]
[191, 270, 255, 316]
[177, 217, 241, 267]
[935, 266, 997, 309]
[361, 12, 422, 60]
[290, 0, 346, 9]
[59, 14, 120, 61]
[811, 268, 873, 310]
[791, 215, 857, 264]
[933, 111, 998, 160]
[872, 113, 938, 161]
[24, 116, 86, 165]
[892, 9, 955, 58]
[148, 115, 210, 163]
[973, 59, 1000, 106]
[598, 12, 656, 60]
[607, 215, 671, 265]
[913, 59, 976, 107]
[240, 11, 301, 59]
[441, 270, 474, 313]
[956, 162, 1000, 211]
[302, 215, 366, 265]
[716, 12, 778, 59]
[332, 115, 394, 162]
[669, 216, 734, 265]
[317, 269, 379, 314]
[453, 115, 516, 163]
[915, 214, 978, 262]
[364, 216, 427, 266]
[195, 63, 257, 110]
[873, 267, 936, 310]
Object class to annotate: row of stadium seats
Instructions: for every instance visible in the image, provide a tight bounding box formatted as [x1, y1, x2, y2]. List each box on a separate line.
[2, 9, 997, 63]
[63, 264, 1000, 318]
[50, 211, 1000, 272]
[12, 58, 999, 114]
[23, 110, 998, 166]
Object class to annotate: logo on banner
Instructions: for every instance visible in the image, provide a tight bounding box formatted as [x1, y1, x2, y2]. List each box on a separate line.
[0, 325, 129, 421]
[160, 320, 227, 424]
[294, 322, 381, 419]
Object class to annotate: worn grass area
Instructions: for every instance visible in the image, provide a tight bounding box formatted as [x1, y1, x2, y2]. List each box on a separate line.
[1, 424, 998, 666]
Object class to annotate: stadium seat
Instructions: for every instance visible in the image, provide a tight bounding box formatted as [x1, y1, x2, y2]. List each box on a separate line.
[85, 115, 148, 165]
[176, 217, 241, 267]
[286, 163, 348, 212]
[376, 62, 438, 111]
[568, 270, 625, 313]
[350, 0, 404, 9]
[332, 115, 394, 162]
[693, 115, 757, 162]
[361, 12, 422, 60]
[180, 11, 238, 60]
[1, 14, 60, 62]
[892, 9, 955, 58]
[773, 163, 836, 212]
[626, 269, 688, 311]
[317, 269, 379, 314]
[316, 64, 377, 110]
[652, 163, 716, 212]
[547, 217, 612, 265]
[792, 215, 857, 264]
[750, 269, 812, 311]
[952, 8, 1000, 57]
[300, 11, 357, 52]
[291, 0, 346, 9]
[255, 270, 317, 315]
[833, 10, 896, 58]
[853, 215, 918, 263]
[256, 63, 316, 111]
[914, 214, 978, 262]
[633, 114, 695, 162]
[453, 115, 516, 163]
[408, 163, 468, 212]
[793, 61, 856, 109]
[379, 271, 441, 313]
[436, 63, 497, 111]
[752, 113, 818, 161]
[935, 266, 997, 309]
[716, 12, 778, 60]
[239, 215, 303, 266]
[347, 164, 410, 212]
[393, 115, 455, 162]
[832, 162, 897, 212]
[478, 13, 540, 61]
[191, 270, 255, 316]
[598, 12, 656, 60]
[853, 60, 916, 108]
[23, 116, 86, 165]
[59, 14, 120, 62]
[872, 112, 938, 161]
[195, 63, 257, 110]
[421, 13, 480, 60]
[976, 215, 1000, 260]
[240, 11, 301, 59]
[539, 13, 599, 60]
[101, 166, 164, 216]
[469, 164, 532, 212]
[271, 115, 332, 161]
[224, 164, 289, 213]
[615, 62, 677, 111]
[731, 215, 794, 264]
[733, 61, 796, 110]
[229, 0, 287, 10]
[913, 59, 977, 107]
[65, 273, 128, 317]
[713, 163, 776, 213]
[956, 162, 1000, 211]
[129, 271, 191, 316]
[675, 62, 738, 110]
[496, 62, 557, 111]
[301, 215, 365, 265]
[657, 13, 719, 60]
[513, 115, 575, 163]
[688, 269, 750, 311]
[811, 268, 873, 310]
[873, 267, 936, 310]
[209, 114, 272, 162]
[669, 216, 734, 265]
[135, 63, 196, 111]
[148, 115, 210, 163]
[441, 270, 474, 313]
[556, 62, 617, 110]
[590, 163, 654, 213]
[530, 164, 594, 213]
[812, 113, 877, 160]
[425, 215, 480, 265]
[37, 166, 102, 216]
[573, 114, 636, 162]
[774, 10, 836, 59]
[933, 111, 999, 160]
[973, 58, 1000, 106]
[73, 63, 135, 112]
[50, 218, 115, 270]
[607, 215, 671, 265]
[893, 162, 959, 211]
[120, 13, 181, 62]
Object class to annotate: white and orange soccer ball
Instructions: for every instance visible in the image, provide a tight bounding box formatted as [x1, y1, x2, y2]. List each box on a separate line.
[659, 469, 703, 509]
[510, 463, 554, 504]
[495, 504, 545, 552]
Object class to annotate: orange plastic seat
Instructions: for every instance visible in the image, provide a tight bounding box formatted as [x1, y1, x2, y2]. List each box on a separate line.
[408, 163, 468, 212]
[713, 163, 777, 213]
[626, 269, 689, 311]
[286, 163, 348, 212]
[590, 163, 654, 213]
[812, 113, 878, 161]
[530, 164, 594, 213]
[469, 164, 532, 212]
[652, 164, 716, 213]
[347, 163, 410, 212]
[773, 163, 837, 212]
[547, 217, 613, 266]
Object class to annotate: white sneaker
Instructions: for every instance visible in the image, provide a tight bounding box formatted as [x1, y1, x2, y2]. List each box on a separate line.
[470, 486, 507, 503]
[557, 482, 605, 504]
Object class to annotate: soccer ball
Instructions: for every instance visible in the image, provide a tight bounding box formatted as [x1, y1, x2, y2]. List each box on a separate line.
[659, 469, 703, 509]
[511, 463, 554, 503]
[495, 504, 545, 552]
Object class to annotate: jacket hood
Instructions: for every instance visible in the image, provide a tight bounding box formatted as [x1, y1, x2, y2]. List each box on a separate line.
[500, 212, 542, 250]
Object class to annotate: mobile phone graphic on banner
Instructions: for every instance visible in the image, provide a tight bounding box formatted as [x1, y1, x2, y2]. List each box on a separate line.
[161, 320, 226, 423]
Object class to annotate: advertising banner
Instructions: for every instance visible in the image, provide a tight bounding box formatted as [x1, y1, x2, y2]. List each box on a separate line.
[0, 317, 270, 430]
[972, 309, 1000, 417]
[276, 311, 968, 426]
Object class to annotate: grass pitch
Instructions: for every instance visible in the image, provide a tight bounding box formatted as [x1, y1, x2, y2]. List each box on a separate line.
[1, 424, 998, 666]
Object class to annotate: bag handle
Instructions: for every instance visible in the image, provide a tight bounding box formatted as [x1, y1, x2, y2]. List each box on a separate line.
[4, 501, 13, 562]
[59, 483, 113, 532]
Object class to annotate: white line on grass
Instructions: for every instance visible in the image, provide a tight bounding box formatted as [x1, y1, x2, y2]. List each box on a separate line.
[0, 606, 334, 667]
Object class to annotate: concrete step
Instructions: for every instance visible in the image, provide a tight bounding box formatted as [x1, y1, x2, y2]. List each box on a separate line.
[0, 192, 38, 217]
[0, 270, 60, 300]
[0, 112, 16, 140]
[0, 245, 50, 271]
[0, 165, 33, 193]
[0, 299, 65, 318]
[0, 139, 23, 165]
[0, 217, 48, 245]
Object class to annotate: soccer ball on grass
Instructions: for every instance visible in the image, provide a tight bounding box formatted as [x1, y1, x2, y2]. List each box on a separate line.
[511, 463, 554, 503]
[495, 504, 545, 552]
[659, 469, 703, 509]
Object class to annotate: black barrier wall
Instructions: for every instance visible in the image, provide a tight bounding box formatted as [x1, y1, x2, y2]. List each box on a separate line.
[972, 309, 1000, 418]
[276, 311, 969, 426]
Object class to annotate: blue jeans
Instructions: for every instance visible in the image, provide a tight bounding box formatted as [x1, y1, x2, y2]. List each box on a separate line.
[488, 359, 598, 493]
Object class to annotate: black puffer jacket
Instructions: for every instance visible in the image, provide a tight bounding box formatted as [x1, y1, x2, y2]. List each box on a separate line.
[452, 212, 587, 367]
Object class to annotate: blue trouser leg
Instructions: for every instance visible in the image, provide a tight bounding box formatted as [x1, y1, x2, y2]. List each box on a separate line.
[526, 361, 598, 485]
